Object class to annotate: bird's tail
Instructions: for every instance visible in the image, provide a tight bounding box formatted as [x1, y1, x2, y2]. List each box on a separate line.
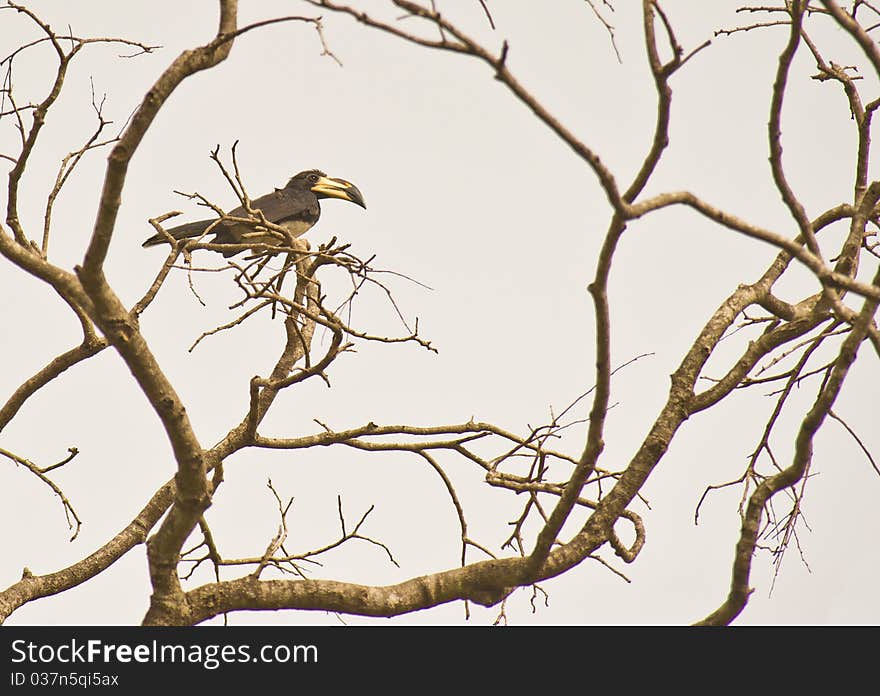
[141, 219, 215, 248]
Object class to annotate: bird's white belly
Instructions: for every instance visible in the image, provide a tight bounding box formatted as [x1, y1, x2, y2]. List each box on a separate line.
[278, 219, 313, 238]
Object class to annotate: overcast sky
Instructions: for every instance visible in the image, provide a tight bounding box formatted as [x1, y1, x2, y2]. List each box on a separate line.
[1, 1, 878, 625]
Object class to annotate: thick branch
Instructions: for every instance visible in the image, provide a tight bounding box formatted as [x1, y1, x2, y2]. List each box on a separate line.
[0, 481, 174, 624]
[698, 264, 880, 625]
[80, 0, 239, 277]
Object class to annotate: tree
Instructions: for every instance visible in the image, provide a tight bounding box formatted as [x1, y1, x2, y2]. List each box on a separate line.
[1, 0, 878, 626]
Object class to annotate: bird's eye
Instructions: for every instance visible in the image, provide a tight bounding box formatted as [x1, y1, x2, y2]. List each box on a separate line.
[308, 173, 319, 183]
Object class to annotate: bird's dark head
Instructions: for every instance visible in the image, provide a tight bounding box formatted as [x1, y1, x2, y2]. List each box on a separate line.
[288, 169, 366, 209]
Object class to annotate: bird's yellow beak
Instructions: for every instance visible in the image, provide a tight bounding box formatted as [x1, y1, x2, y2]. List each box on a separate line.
[311, 175, 366, 209]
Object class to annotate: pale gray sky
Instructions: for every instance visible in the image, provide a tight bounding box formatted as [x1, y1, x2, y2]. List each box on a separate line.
[1, 2, 877, 625]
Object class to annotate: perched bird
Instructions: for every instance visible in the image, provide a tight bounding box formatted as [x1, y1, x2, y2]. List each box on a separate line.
[142, 169, 366, 257]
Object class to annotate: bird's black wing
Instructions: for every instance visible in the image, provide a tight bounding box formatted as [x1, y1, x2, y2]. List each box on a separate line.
[142, 185, 320, 252]
[228, 187, 319, 227]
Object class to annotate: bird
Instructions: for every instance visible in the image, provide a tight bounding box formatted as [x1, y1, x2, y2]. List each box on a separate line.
[142, 169, 366, 257]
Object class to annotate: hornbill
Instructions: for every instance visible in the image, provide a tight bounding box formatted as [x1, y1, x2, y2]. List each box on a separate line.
[142, 169, 366, 256]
